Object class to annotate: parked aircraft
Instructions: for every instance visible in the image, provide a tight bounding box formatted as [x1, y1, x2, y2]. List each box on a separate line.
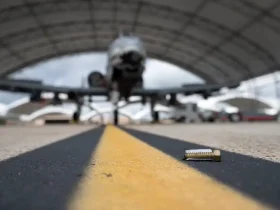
[0, 34, 239, 124]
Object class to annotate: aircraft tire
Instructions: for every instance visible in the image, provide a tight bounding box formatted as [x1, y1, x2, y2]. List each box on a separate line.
[88, 71, 105, 87]
[72, 111, 80, 123]
[228, 113, 242, 122]
[207, 117, 216, 123]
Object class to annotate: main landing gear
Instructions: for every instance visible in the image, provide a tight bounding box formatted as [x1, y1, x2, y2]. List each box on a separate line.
[72, 111, 80, 123]
[113, 108, 119, 125]
[111, 81, 120, 125]
[72, 103, 82, 124]
[150, 97, 159, 123]
[69, 92, 83, 124]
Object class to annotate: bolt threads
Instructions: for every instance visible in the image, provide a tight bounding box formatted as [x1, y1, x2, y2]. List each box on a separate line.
[184, 149, 221, 162]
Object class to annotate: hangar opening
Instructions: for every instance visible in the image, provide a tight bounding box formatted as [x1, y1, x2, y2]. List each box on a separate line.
[8, 52, 204, 87]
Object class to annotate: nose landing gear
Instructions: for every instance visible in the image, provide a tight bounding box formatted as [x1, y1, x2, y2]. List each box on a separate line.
[111, 81, 120, 125]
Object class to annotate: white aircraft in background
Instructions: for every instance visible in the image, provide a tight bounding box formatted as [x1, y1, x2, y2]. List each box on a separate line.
[0, 32, 239, 124]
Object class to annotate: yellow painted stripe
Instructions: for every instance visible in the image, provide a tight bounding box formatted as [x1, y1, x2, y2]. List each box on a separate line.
[68, 125, 270, 210]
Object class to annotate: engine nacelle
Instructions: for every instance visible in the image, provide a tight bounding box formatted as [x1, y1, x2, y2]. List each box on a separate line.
[87, 71, 106, 87]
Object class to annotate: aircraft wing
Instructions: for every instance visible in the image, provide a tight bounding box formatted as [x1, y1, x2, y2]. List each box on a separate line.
[131, 83, 240, 96]
[0, 79, 239, 98]
[0, 79, 108, 96]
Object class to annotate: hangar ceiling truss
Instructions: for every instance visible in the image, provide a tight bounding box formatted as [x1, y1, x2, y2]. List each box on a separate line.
[0, 0, 280, 84]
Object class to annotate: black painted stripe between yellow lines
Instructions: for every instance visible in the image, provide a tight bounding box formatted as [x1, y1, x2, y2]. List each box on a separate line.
[68, 125, 269, 210]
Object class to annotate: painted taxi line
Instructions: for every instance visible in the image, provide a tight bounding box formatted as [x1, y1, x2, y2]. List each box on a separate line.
[68, 125, 270, 210]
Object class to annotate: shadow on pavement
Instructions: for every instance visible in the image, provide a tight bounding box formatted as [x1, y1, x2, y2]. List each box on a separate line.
[0, 126, 104, 210]
[122, 127, 280, 209]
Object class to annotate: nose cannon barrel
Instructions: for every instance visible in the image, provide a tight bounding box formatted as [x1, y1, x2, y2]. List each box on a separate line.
[121, 51, 144, 65]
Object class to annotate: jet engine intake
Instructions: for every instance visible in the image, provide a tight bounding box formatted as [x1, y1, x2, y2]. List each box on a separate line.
[87, 71, 106, 87]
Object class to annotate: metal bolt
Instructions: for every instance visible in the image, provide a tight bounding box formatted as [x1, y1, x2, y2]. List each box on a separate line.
[184, 149, 221, 162]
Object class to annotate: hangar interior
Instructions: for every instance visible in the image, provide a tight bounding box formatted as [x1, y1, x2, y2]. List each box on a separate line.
[1, 0, 280, 122]
[1, 2, 280, 209]
[0, 0, 280, 85]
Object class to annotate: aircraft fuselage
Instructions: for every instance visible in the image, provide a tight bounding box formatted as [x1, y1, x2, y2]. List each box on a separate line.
[87, 34, 146, 101]
[107, 35, 146, 100]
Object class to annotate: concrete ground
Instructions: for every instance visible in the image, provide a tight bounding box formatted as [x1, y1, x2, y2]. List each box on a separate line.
[126, 122, 280, 163]
[0, 123, 279, 210]
[0, 125, 94, 161]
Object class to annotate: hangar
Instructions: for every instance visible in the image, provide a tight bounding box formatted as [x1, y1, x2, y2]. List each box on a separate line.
[0, 0, 280, 84]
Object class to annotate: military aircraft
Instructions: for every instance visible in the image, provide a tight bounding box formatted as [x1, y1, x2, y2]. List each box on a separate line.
[0, 33, 240, 124]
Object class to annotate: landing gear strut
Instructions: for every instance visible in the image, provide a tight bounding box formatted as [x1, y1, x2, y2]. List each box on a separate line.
[72, 102, 82, 123]
[69, 92, 82, 124]
[72, 111, 80, 123]
[113, 108, 119, 125]
[111, 81, 120, 125]
[150, 96, 159, 123]
[152, 111, 159, 123]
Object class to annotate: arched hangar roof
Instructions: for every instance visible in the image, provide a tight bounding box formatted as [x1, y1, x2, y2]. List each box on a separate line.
[0, 0, 280, 84]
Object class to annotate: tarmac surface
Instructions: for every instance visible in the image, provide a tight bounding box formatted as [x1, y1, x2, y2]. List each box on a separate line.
[0, 122, 279, 210]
